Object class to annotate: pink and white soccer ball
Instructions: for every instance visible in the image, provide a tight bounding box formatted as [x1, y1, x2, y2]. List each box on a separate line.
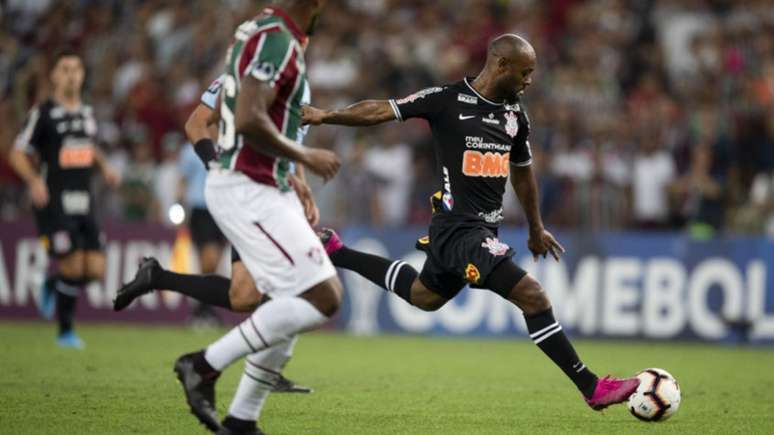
[628, 368, 681, 422]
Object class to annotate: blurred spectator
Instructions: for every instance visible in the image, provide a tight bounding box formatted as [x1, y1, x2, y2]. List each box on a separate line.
[154, 132, 183, 226]
[632, 141, 676, 230]
[120, 132, 158, 222]
[0, 0, 772, 237]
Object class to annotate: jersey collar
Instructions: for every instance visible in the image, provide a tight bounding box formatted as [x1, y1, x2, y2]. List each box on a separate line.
[464, 77, 505, 106]
[264, 6, 307, 44]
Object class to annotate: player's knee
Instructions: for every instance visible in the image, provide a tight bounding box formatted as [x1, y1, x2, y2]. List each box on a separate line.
[84, 254, 106, 280]
[198, 244, 222, 274]
[410, 281, 447, 311]
[59, 252, 85, 279]
[302, 276, 342, 318]
[229, 280, 261, 312]
[510, 275, 551, 316]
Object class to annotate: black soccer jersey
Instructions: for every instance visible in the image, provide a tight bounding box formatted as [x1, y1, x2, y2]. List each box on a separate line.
[14, 99, 99, 217]
[390, 77, 532, 226]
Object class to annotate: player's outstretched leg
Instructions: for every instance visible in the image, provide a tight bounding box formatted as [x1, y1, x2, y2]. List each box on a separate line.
[486, 261, 639, 410]
[174, 277, 341, 432]
[319, 228, 448, 310]
[114, 257, 232, 311]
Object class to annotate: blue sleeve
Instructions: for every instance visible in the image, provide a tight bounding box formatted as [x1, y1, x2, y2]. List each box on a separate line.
[201, 75, 224, 109]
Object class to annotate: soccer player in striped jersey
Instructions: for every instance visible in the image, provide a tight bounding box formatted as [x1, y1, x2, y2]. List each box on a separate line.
[166, 2, 339, 434]
[304, 34, 640, 412]
[114, 71, 317, 394]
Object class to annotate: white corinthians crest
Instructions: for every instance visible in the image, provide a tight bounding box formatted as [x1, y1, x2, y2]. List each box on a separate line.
[504, 111, 519, 138]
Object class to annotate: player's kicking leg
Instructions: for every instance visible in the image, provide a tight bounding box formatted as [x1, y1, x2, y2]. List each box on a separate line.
[320, 228, 638, 410]
[114, 253, 312, 393]
[488, 262, 639, 409]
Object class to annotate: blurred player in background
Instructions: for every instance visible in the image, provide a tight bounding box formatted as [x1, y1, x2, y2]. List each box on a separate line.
[118, 2, 340, 433]
[178, 77, 231, 328]
[304, 34, 640, 411]
[8, 49, 120, 349]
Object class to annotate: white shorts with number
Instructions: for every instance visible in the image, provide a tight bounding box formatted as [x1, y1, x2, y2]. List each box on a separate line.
[205, 171, 336, 298]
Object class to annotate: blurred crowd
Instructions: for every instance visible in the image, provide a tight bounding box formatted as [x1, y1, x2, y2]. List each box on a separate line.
[1, 0, 773, 237]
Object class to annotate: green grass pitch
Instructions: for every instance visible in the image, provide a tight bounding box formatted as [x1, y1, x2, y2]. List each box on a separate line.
[1, 321, 773, 434]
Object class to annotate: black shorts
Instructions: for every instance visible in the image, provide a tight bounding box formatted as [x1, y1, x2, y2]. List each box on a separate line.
[415, 215, 523, 299]
[35, 212, 103, 258]
[189, 207, 225, 248]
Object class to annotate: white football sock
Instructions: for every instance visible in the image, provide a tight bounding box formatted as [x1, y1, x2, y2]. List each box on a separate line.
[227, 337, 297, 421]
[204, 298, 325, 371]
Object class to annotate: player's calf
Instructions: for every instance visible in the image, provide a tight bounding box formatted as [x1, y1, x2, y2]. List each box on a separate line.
[504, 274, 551, 316]
[299, 276, 343, 318]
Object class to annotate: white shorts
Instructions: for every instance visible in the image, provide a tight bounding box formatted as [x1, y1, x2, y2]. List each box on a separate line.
[205, 171, 336, 298]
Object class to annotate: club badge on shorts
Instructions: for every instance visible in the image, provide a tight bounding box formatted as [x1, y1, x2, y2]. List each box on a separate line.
[482, 237, 509, 256]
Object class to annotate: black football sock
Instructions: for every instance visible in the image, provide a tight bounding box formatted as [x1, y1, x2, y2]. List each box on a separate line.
[524, 308, 598, 398]
[155, 271, 232, 310]
[329, 247, 417, 304]
[55, 277, 82, 335]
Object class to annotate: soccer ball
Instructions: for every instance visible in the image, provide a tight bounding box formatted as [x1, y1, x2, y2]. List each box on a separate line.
[628, 368, 681, 422]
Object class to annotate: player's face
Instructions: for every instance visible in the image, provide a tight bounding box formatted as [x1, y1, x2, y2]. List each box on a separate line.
[498, 53, 535, 102]
[51, 56, 85, 95]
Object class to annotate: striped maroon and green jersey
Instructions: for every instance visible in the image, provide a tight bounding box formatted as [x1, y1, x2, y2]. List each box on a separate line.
[216, 9, 307, 191]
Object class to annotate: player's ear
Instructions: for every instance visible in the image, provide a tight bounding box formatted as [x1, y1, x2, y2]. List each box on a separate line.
[497, 56, 510, 71]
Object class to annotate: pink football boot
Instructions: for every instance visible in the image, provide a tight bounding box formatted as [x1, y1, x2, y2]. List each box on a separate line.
[585, 375, 640, 410]
[318, 228, 344, 256]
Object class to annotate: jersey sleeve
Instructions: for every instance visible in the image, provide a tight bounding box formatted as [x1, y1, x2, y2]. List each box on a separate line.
[244, 31, 295, 87]
[200, 75, 224, 109]
[510, 110, 532, 167]
[389, 86, 447, 122]
[14, 107, 44, 155]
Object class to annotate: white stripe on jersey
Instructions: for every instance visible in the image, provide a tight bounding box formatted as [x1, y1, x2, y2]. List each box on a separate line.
[14, 107, 41, 153]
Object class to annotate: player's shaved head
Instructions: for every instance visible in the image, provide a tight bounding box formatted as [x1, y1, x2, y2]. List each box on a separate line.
[488, 34, 535, 66]
[475, 33, 537, 104]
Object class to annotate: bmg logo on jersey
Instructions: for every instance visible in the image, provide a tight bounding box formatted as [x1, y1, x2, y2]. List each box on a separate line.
[462, 150, 510, 178]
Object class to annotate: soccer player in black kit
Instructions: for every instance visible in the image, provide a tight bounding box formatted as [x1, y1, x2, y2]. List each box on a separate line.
[303, 34, 639, 410]
[9, 50, 120, 349]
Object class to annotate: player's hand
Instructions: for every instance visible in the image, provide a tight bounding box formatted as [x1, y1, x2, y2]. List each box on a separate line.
[301, 148, 340, 182]
[289, 174, 320, 226]
[301, 105, 326, 126]
[102, 165, 122, 189]
[528, 228, 565, 262]
[28, 177, 49, 208]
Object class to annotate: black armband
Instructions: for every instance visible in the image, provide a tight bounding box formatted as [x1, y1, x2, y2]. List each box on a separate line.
[193, 138, 217, 168]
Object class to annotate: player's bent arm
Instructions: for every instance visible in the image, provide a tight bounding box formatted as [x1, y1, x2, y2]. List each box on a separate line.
[235, 76, 340, 180]
[510, 164, 544, 235]
[93, 147, 121, 188]
[185, 102, 218, 166]
[304, 100, 396, 126]
[184, 103, 214, 143]
[8, 148, 40, 185]
[235, 76, 308, 162]
[9, 148, 48, 207]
